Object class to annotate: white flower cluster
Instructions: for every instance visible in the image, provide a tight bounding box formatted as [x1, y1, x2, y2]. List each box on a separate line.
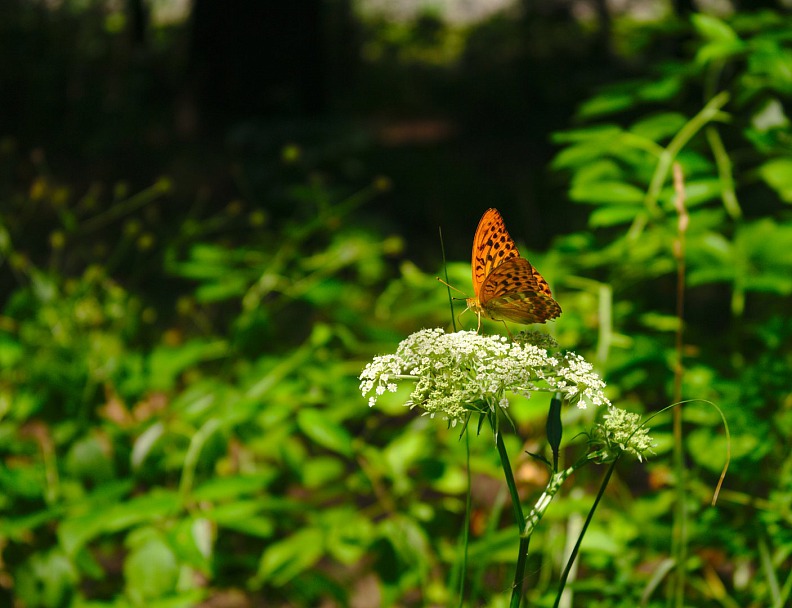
[595, 407, 656, 461]
[359, 328, 612, 424]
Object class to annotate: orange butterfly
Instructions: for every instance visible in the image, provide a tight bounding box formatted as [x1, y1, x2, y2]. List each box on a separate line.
[466, 208, 561, 327]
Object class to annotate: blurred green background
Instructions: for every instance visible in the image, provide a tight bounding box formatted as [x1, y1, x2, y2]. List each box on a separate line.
[1, 1, 791, 606]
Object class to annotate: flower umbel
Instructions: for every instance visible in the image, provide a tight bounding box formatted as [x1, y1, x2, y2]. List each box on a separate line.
[359, 328, 611, 424]
[594, 407, 656, 461]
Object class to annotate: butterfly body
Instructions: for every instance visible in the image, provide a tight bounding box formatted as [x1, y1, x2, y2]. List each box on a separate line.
[467, 208, 561, 326]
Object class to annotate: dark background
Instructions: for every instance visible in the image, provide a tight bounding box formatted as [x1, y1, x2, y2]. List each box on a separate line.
[0, 0, 711, 266]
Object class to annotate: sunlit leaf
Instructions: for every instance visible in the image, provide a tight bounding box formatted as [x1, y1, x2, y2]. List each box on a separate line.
[692, 14, 740, 44]
[589, 206, 640, 227]
[630, 112, 687, 142]
[577, 93, 635, 119]
[758, 158, 792, 202]
[570, 181, 645, 205]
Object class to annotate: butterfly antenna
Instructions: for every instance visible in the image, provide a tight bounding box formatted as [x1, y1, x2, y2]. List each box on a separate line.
[436, 276, 467, 297]
[438, 225, 458, 332]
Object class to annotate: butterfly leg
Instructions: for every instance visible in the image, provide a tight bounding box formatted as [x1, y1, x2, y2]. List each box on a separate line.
[500, 320, 515, 341]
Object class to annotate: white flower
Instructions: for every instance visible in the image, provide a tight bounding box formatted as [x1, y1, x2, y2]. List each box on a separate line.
[359, 328, 612, 424]
[594, 407, 656, 461]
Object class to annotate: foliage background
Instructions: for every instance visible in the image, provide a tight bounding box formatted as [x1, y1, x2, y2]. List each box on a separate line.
[1, 1, 791, 607]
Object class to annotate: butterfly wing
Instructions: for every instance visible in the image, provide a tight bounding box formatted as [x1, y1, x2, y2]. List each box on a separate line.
[479, 257, 562, 324]
[471, 208, 521, 299]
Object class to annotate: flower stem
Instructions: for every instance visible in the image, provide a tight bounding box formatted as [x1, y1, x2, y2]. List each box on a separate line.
[495, 423, 525, 530]
[493, 421, 529, 608]
[553, 455, 620, 608]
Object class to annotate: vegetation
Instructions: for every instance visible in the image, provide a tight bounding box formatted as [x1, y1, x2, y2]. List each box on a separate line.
[1, 2, 792, 607]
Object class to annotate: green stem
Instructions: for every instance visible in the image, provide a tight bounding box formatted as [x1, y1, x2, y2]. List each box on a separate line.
[644, 91, 730, 215]
[179, 417, 221, 501]
[553, 455, 620, 608]
[506, 462, 581, 608]
[523, 465, 577, 538]
[510, 536, 530, 608]
[495, 425, 525, 530]
[628, 92, 731, 242]
[75, 179, 170, 235]
[493, 421, 528, 608]
[456, 427, 471, 608]
[672, 165, 689, 608]
[705, 125, 742, 220]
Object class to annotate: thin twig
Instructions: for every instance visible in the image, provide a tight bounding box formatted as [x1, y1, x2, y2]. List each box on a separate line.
[671, 162, 688, 607]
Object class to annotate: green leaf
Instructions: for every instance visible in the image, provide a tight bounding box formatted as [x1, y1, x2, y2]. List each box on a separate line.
[206, 500, 275, 538]
[639, 313, 680, 332]
[377, 515, 431, 567]
[65, 435, 115, 483]
[148, 340, 229, 390]
[303, 456, 345, 488]
[15, 549, 77, 608]
[296, 409, 354, 457]
[636, 77, 682, 102]
[383, 429, 426, 482]
[257, 527, 325, 585]
[59, 490, 180, 556]
[0, 508, 62, 541]
[195, 276, 250, 302]
[552, 124, 623, 144]
[131, 422, 165, 470]
[660, 179, 724, 208]
[692, 14, 740, 44]
[321, 508, 375, 565]
[696, 41, 746, 64]
[758, 158, 792, 203]
[124, 532, 179, 603]
[570, 181, 645, 205]
[684, 179, 726, 206]
[571, 160, 624, 186]
[577, 92, 635, 119]
[192, 472, 278, 501]
[0, 333, 22, 367]
[630, 112, 687, 142]
[589, 206, 639, 228]
[687, 428, 760, 473]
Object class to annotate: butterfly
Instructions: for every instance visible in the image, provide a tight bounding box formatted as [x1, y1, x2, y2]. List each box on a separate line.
[465, 208, 561, 327]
